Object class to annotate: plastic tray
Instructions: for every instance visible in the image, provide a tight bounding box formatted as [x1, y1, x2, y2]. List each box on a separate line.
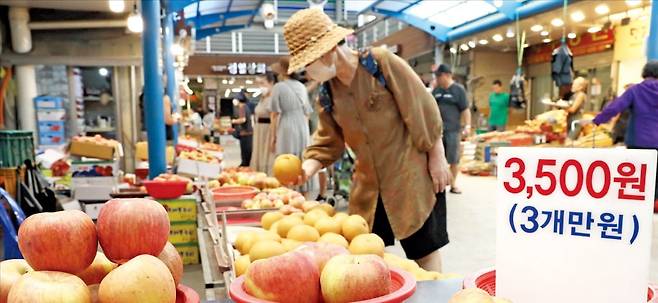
[142, 180, 188, 199]
[176, 284, 200, 303]
[212, 186, 259, 205]
[229, 267, 416, 303]
[463, 268, 657, 302]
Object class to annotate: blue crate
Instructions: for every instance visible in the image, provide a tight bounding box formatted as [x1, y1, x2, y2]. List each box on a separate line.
[34, 96, 64, 109]
[39, 130, 66, 145]
[37, 121, 66, 133]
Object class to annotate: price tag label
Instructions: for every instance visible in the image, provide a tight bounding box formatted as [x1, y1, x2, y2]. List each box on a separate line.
[496, 147, 656, 303]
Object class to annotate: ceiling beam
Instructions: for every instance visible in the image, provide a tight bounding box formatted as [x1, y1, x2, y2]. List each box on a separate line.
[372, 8, 449, 42]
[185, 9, 256, 28]
[248, 0, 266, 27]
[221, 0, 235, 28]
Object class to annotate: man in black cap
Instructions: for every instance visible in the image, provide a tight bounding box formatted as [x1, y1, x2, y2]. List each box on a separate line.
[433, 64, 470, 194]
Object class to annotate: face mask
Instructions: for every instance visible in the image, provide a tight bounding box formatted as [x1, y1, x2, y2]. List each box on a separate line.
[306, 54, 336, 83]
[233, 99, 239, 106]
[260, 87, 270, 95]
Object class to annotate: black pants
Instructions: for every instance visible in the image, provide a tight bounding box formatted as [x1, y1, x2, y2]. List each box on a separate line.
[239, 135, 253, 167]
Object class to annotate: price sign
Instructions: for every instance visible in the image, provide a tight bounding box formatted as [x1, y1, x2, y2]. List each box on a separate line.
[496, 147, 656, 303]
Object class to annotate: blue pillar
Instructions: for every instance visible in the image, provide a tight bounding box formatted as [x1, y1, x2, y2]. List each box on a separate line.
[648, 0, 658, 60]
[163, 12, 179, 145]
[142, 0, 166, 178]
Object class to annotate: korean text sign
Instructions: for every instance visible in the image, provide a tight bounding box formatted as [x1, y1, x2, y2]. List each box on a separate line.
[496, 147, 656, 303]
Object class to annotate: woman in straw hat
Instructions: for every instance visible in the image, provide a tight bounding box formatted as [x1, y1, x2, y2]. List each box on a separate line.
[284, 8, 451, 271]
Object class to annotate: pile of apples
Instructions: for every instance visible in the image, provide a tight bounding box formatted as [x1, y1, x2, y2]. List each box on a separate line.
[199, 142, 223, 152]
[241, 187, 304, 210]
[179, 150, 220, 163]
[215, 171, 281, 190]
[233, 204, 450, 283]
[0, 198, 183, 303]
[71, 135, 118, 147]
[448, 288, 511, 303]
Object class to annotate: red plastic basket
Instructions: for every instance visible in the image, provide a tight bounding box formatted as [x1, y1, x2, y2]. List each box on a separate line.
[463, 268, 658, 302]
[176, 284, 200, 303]
[229, 267, 416, 303]
[142, 180, 188, 199]
[212, 186, 259, 204]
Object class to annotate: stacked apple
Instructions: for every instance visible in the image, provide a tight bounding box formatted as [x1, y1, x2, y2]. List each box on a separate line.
[241, 187, 304, 210]
[449, 288, 512, 303]
[216, 171, 280, 190]
[0, 198, 184, 303]
[179, 150, 220, 163]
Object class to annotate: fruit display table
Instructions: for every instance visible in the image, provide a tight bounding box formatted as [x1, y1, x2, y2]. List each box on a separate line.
[208, 279, 463, 303]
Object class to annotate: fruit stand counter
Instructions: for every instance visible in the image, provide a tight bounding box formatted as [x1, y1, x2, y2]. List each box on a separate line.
[208, 279, 463, 303]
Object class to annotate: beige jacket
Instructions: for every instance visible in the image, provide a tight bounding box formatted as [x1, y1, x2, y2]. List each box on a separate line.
[304, 47, 443, 239]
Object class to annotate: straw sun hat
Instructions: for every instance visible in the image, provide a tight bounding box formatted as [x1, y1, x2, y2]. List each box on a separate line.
[283, 8, 353, 74]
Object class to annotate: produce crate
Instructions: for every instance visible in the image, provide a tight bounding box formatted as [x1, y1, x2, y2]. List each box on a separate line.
[70, 140, 117, 160]
[0, 167, 25, 199]
[0, 131, 35, 168]
[177, 158, 222, 179]
[34, 96, 64, 109]
[36, 109, 66, 121]
[169, 221, 198, 244]
[157, 195, 197, 222]
[174, 242, 200, 265]
[37, 121, 66, 133]
[38, 130, 66, 146]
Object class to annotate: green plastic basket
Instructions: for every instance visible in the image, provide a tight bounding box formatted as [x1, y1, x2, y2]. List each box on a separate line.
[0, 130, 35, 168]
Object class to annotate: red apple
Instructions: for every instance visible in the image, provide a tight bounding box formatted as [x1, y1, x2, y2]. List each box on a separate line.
[18, 210, 97, 273]
[0, 259, 33, 303]
[88, 284, 100, 303]
[96, 198, 170, 264]
[320, 254, 391, 303]
[157, 242, 184, 286]
[75, 251, 117, 285]
[245, 251, 321, 303]
[295, 242, 349, 272]
[7, 271, 90, 303]
[272, 154, 302, 185]
[98, 255, 175, 303]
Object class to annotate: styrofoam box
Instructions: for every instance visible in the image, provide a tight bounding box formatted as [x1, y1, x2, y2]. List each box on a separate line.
[177, 158, 221, 178]
[37, 109, 66, 121]
[38, 121, 66, 133]
[71, 176, 117, 187]
[71, 160, 120, 176]
[34, 96, 64, 109]
[75, 186, 114, 201]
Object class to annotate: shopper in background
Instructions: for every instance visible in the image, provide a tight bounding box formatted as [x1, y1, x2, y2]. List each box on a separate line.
[231, 91, 253, 167]
[566, 77, 588, 140]
[488, 79, 509, 131]
[285, 9, 450, 272]
[250, 72, 277, 175]
[433, 64, 470, 194]
[138, 86, 179, 141]
[589, 61, 658, 201]
[269, 57, 317, 195]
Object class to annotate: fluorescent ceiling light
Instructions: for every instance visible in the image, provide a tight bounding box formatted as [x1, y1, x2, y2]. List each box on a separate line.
[468, 41, 476, 48]
[222, 79, 228, 84]
[231, 88, 242, 93]
[551, 18, 564, 27]
[506, 28, 515, 38]
[626, 0, 642, 6]
[567, 32, 577, 39]
[540, 31, 549, 37]
[196, 76, 202, 83]
[449, 47, 457, 54]
[587, 26, 602, 33]
[108, 0, 125, 13]
[492, 34, 504, 42]
[531, 24, 543, 32]
[460, 44, 469, 51]
[98, 68, 109, 77]
[224, 89, 230, 98]
[595, 4, 609, 15]
[570, 11, 585, 22]
[542, 38, 552, 43]
[479, 39, 489, 45]
[245, 80, 253, 85]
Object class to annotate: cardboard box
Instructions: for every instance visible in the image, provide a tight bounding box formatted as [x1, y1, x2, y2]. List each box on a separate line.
[177, 158, 221, 179]
[174, 242, 199, 265]
[70, 140, 120, 160]
[169, 221, 198, 244]
[156, 195, 197, 222]
[135, 141, 175, 164]
[71, 160, 119, 177]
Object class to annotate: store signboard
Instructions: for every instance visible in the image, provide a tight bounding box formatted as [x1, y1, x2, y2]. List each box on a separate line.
[613, 19, 649, 61]
[496, 147, 656, 303]
[525, 28, 614, 64]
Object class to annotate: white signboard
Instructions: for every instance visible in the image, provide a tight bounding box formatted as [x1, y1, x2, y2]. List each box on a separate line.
[496, 147, 656, 303]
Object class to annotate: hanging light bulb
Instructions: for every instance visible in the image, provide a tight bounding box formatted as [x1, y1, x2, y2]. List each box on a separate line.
[567, 32, 577, 39]
[108, 0, 125, 13]
[551, 18, 564, 27]
[587, 26, 602, 33]
[570, 11, 585, 22]
[492, 34, 504, 42]
[479, 39, 489, 45]
[506, 28, 515, 38]
[542, 38, 552, 43]
[540, 30, 549, 37]
[460, 44, 470, 51]
[468, 40, 476, 48]
[449, 47, 457, 54]
[196, 76, 203, 83]
[127, 3, 143, 33]
[530, 24, 543, 32]
[595, 4, 610, 15]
